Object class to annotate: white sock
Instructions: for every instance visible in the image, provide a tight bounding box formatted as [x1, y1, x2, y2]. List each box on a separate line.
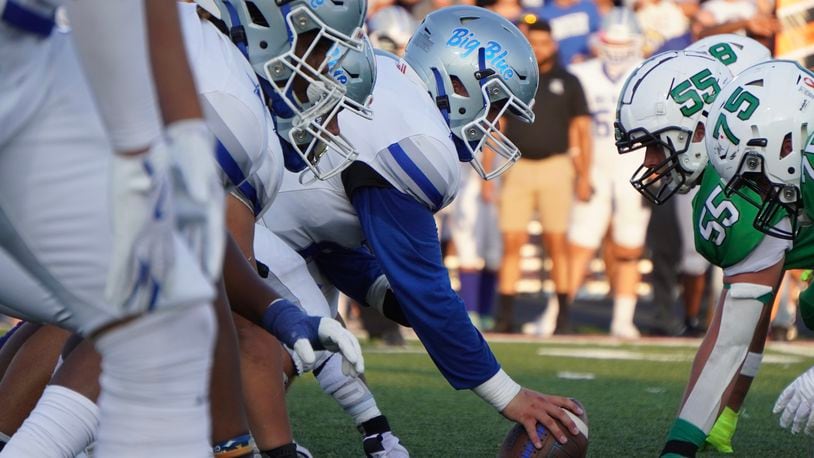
[315, 353, 381, 425]
[93, 304, 216, 458]
[611, 295, 637, 329]
[1, 385, 98, 458]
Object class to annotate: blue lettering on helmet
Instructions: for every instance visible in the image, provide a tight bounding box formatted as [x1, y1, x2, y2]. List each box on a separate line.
[446, 28, 514, 79]
[310, 0, 325, 8]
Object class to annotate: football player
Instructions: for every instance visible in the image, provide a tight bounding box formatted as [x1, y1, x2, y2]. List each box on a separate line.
[0, 2, 367, 457]
[194, 1, 410, 455]
[706, 61, 814, 446]
[616, 54, 812, 457]
[255, 5, 584, 449]
[0, 1, 220, 455]
[565, 7, 649, 339]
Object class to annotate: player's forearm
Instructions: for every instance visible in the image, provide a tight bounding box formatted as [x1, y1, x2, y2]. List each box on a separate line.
[695, 19, 750, 39]
[144, 0, 204, 124]
[226, 194, 257, 262]
[66, 0, 162, 155]
[222, 234, 281, 324]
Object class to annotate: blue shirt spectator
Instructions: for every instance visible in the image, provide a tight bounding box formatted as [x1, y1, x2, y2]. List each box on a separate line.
[529, 0, 600, 65]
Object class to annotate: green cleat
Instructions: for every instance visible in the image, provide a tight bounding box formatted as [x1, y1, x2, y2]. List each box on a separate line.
[705, 407, 739, 453]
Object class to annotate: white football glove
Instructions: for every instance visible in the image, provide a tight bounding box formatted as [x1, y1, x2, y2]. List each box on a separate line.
[290, 318, 365, 377]
[106, 146, 175, 314]
[165, 120, 225, 282]
[774, 366, 814, 434]
[263, 299, 364, 376]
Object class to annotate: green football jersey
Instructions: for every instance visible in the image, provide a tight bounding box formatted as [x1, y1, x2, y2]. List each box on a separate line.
[692, 165, 769, 269]
[692, 164, 814, 270]
[788, 149, 814, 270]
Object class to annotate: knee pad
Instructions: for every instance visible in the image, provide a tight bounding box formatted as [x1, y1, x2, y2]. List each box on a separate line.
[365, 275, 410, 328]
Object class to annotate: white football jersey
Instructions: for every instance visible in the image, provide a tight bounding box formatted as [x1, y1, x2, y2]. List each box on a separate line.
[179, 3, 283, 216]
[262, 54, 462, 253]
[569, 58, 639, 170]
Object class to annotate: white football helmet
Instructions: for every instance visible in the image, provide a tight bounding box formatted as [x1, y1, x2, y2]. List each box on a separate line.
[706, 60, 814, 239]
[594, 7, 643, 76]
[615, 50, 732, 204]
[686, 34, 772, 76]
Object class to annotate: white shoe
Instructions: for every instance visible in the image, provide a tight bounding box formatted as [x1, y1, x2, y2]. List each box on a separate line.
[363, 431, 409, 457]
[610, 323, 641, 339]
[536, 296, 559, 337]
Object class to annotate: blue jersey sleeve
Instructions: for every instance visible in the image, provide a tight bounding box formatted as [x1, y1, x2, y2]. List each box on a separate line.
[313, 244, 384, 308]
[351, 185, 500, 390]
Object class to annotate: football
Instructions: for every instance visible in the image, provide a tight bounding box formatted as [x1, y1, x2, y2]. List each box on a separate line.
[497, 399, 589, 458]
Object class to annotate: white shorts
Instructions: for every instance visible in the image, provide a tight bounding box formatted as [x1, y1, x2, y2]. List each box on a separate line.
[450, 167, 502, 270]
[253, 224, 337, 318]
[568, 155, 651, 249]
[0, 32, 212, 336]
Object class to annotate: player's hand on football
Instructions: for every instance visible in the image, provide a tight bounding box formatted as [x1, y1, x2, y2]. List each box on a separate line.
[165, 119, 225, 282]
[574, 175, 593, 202]
[262, 299, 365, 376]
[501, 388, 583, 448]
[774, 366, 814, 434]
[106, 144, 176, 313]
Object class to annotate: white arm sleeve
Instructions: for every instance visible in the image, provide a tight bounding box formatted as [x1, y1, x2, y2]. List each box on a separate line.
[723, 218, 792, 277]
[65, 0, 162, 153]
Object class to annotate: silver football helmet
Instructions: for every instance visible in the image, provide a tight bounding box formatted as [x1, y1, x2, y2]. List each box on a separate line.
[194, 0, 367, 179]
[706, 60, 814, 239]
[615, 50, 732, 204]
[686, 34, 771, 77]
[368, 6, 418, 56]
[403, 5, 538, 180]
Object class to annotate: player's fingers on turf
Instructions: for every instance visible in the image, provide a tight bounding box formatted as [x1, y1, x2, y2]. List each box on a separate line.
[293, 339, 316, 367]
[780, 392, 802, 429]
[774, 385, 795, 413]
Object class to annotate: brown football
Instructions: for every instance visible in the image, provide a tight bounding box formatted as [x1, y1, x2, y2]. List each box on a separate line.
[497, 399, 589, 458]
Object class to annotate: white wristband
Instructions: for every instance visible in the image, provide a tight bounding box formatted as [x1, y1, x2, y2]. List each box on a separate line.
[473, 369, 521, 412]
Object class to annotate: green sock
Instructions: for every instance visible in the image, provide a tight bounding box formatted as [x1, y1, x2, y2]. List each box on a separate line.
[705, 407, 738, 453]
[660, 418, 706, 457]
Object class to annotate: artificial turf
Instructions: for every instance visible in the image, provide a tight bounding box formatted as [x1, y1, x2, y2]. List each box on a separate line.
[286, 339, 814, 457]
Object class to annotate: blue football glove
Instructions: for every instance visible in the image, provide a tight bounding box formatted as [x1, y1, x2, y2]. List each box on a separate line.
[262, 299, 364, 375]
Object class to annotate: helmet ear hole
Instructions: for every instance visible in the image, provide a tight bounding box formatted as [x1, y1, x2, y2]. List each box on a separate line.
[780, 132, 793, 159]
[246, 1, 270, 27]
[692, 121, 705, 143]
[450, 75, 470, 97]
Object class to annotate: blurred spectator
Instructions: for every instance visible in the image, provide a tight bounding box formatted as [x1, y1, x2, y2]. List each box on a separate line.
[494, 17, 591, 333]
[565, 8, 650, 338]
[450, 160, 502, 331]
[368, 6, 418, 55]
[635, 0, 693, 53]
[693, 0, 780, 41]
[528, 0, 601, 65]
[477, 0, 523, 20]
[774, 0, 814, 69]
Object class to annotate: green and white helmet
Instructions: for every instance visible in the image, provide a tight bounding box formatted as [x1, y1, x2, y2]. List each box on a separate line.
[403, 5, 538, 180]
[615, 50, 732, 204]
[686, 34, 771, 77]
[194, 0, 368, 179]
[706, 60, 814, 240]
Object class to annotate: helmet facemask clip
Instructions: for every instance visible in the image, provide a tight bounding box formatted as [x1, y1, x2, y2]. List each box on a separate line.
[724, 151, 801, 240]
